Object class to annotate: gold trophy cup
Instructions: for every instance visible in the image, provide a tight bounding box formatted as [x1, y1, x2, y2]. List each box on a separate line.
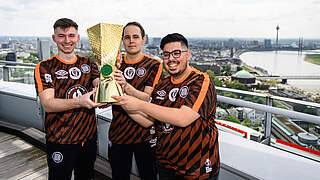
[87, 23, 124, 103]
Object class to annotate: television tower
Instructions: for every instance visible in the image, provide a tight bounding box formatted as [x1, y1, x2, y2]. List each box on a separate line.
[276, 25, 280, 48]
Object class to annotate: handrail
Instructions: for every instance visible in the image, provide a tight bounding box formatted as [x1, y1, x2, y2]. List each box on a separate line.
[218, 95, 320, 125]
[0, 60, 36, 67]
[216, 86, 268, 98]
[216, 86, 320, 108]
[0, 61, 319, 124]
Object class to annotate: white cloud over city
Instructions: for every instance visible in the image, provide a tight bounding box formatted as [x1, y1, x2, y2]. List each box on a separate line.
[0, 0, 319, 38]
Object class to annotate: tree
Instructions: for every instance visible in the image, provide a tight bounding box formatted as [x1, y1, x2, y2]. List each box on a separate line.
[225, 80, 248, 91]
[314, 96, 320, 103]
[243, 118, 251, 127]
[206, 69, 215, 78]
[206, 70, 222, 87]
[226, 116, 240, 124]
[254, 120, 259, 127]
[265, 80, 279, 87]
[223, 64, 231, 76]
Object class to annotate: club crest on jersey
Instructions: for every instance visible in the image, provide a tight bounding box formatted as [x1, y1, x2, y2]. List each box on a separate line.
[69, 67, 81, 80]
[81, 64, 91, 74]
[156, 90, 166, 100]
[179, 86, 189, 98]
[124, 67, 135, 80]
[45, 74, 52, 83]
[162, 123, 173, 133]
[55, 70, 68, 79]
[169, 88, 179, 102]
[136, 67, 146, 77]
[52, 152, 63, 163]
[205, 159, 212, 173]
[66, 85, 88, 99]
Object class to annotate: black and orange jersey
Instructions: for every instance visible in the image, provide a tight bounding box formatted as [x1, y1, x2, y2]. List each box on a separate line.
[34, 55, 99, 144]
[151, 67, 220, 179]
[109, 53, 162, 144]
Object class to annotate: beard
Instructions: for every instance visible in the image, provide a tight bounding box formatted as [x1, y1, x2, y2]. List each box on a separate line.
[167, 61, 188, 78]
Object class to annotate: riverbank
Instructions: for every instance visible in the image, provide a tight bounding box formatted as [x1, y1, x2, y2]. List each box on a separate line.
[304, 54, 320, 65]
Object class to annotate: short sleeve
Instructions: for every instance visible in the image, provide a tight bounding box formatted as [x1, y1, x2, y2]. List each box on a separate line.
[34, 61, 54, 95]
[183, 73, 215, 118]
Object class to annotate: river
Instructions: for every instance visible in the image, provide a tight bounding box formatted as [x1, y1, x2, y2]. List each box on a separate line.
[239, 50, 320, 90]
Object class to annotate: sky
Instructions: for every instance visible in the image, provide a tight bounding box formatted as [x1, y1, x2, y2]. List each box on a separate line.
[0, 0, 319, 39]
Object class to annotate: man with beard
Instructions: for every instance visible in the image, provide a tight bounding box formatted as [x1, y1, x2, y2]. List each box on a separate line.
[108, 22, 162, 180]
[113, 33, 220, 180]
[34, 18, 103, 180]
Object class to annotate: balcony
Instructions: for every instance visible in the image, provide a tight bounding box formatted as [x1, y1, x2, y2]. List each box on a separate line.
[0, 60, 319, 179]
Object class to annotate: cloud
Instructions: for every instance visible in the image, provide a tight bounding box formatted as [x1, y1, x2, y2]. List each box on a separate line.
[0, 0, 319, 38]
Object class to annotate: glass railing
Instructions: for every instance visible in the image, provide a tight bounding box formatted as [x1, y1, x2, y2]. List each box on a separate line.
[216, 86, 320, 161]
[1, 60, 319, 161]
[0, 60, 35, 84]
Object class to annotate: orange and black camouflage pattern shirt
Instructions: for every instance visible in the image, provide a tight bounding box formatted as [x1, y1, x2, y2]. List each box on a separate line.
[109, 54, 162, 144]
[151, 67, 220, 180]
[34, 55, 99, 144]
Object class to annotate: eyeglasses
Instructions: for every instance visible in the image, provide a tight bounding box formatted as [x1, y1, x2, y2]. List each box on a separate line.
[161, 49, 188, 59]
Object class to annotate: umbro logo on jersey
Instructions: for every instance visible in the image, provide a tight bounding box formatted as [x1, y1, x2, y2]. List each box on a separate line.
[124, 67, 135, 80]
[81, 64, 91, 74]
[156, 90, 166, 100]
[52, 152, 63, 164]
[69, 67, 81, 80]
[136, 67, 146, 77]
[150, 137, 157, 147]
[55, 70, 68, 79]
[169, 88, 179, 102]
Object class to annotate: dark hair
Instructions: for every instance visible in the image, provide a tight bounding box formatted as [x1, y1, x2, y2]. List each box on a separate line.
[53, 18, 78, 31]
[160, 33, 188, 50]
[123, 21, 145, 38]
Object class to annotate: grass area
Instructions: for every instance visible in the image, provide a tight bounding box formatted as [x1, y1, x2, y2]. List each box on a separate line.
[241, 66, 252, 72]
[304, 54, 320, 65]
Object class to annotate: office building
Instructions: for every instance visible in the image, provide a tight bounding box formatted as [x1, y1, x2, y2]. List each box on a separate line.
[37, 38, 50, 60]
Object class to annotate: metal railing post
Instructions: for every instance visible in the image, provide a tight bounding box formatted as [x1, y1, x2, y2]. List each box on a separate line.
[262, 96, 273, 145]
[3, 66, 9, 81]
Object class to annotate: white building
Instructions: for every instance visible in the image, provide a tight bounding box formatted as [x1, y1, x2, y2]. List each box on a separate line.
[216, 107, 228, 120]
[236, 107, 256, 125]
[227, 107, 239, 118]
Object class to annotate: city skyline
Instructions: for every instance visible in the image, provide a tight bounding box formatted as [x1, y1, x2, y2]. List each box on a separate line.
[0, 0, 319, 39]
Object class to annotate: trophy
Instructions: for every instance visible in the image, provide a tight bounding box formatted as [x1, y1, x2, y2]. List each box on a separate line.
[87, 23, 124, 103]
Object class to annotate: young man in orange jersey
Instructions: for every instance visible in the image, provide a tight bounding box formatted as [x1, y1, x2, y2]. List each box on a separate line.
[113, 33, 220, 180]
[34, 18, 104, 180]
[108, 22, 162, 180]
